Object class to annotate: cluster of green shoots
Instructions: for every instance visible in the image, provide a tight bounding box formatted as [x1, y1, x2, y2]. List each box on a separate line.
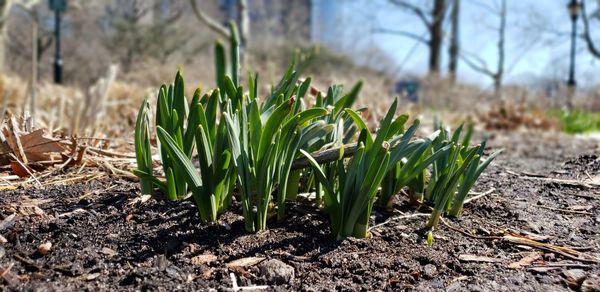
[133, 22, 501, 239]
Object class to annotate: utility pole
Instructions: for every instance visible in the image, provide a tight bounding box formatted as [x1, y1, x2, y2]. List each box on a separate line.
[566, 0, 582, 108]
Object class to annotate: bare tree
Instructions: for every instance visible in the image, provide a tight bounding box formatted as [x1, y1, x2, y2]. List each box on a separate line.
[189, 0, 249, 46]
[461, 0, 506, 93]
[102, 0, 186, 72]
[374, 0, 448, 74]
[6, 4, 54, 76]
[0, 0, 39, 72]
[582, 0, 600, 58]
[0, 0, 9, 72]
[448, 0, 460, 82]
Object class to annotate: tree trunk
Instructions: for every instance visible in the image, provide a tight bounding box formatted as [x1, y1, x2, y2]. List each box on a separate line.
[237, 0, 249, 64]
[238, 0, 249, 46]
[429, 0, 445, 74]
[494, 0, 506, 95]
[0, 4, 7, 73]
[0, 31, 5, 72]
[448, 0, 460, 83]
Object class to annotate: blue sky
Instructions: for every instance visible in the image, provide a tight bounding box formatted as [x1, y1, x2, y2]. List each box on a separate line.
[312, 0, 600, 88]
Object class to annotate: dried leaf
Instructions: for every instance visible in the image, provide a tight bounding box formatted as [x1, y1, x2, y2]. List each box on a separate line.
[9, 161, 30, 178]
[1, 118, 65, 166]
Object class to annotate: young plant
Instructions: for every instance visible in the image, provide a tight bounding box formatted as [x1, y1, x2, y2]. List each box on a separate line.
[153, 71, 196, 200]
[425, 143, 480, 228]
[133, 98, 156, 196]
[154, 87, 237, 224]
[305, 82, 363, 204]
[424, 122, 501, 227]
[448, 139, 502, 217]
[224, 88, 328, 232]
[378, 124, 450, 209]
[302, 99, 407, 239]
[133, 71, 197, 200]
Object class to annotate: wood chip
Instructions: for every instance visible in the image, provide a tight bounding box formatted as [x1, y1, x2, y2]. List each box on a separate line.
[508, 252, 541, 269]
[191, 254, 217, 266]
[85, 273, 101, 281]
[226, 257, 266, 268]
[458, 254, 504, 263]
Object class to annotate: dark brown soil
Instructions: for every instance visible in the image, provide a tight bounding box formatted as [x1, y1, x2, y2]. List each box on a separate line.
[0, 131, 599, 291]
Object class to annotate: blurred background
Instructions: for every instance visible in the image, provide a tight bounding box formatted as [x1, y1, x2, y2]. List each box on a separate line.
[0, 0, 599, 136]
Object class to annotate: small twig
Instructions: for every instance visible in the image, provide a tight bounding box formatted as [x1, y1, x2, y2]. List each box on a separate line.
[100, 161, 137, 179]
[519, 175, 600, 189]
[572, 193, 599, 200]
[0, 262, 14, 277]
[229, 272, 268, 291]
[441, 218, 501, 240]
[368, 213, 430, 231]
[529, 263, 593, 269]
[86, 147, 136, 159]
[464, 188, 496, 204]
[536, 205, 593, 215]
[441, 219, 600, 263]
[503, 235, 600, 263]
[57, 208, 87, 218]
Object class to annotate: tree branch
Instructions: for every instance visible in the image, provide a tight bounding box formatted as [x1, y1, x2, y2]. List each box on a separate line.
[460, 51, 495, 77]
[291, 143, 358, 170]
[189, 0, 230, 39]
[582, 0, 600, 59]
[372, 28, 429, 44]
[388, 0, 432, 28]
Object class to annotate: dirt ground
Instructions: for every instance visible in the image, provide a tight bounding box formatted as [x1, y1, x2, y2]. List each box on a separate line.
[0, 130, 599, 291]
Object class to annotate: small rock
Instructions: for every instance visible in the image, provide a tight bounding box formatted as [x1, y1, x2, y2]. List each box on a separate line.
[429, 279, 444, 289]
[166, 266, 182, 280]
[37, 242, 52, 255]
[527, 222, 541, 233]
[446, 282, 462, 292]
[0, 235, 7, 243]
[85, 273, 101, 281]
[423, 264, 437, 279]
[69, 263, 84, 277]
[0, 246, 4, 259]
[581, 275, 600, 292]
[563, 269, 587, 289]
[258, 259, 295, 284]
[100, 247, 117, 257]
[154, 255, 168, 271]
